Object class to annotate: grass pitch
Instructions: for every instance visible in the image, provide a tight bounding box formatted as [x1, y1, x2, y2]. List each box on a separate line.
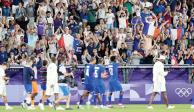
[0, 104, 193, 112]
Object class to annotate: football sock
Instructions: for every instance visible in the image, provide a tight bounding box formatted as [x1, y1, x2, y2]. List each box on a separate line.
[119, 92, 123, 104]
[93, 94, 97, 105]
[102, 94, 107, 106]
[108, 95, 112, 104]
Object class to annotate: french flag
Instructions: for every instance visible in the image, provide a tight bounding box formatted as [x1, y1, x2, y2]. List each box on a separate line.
[57, 34, 65, 48]
[56, 34, 74, 50]
[170, 28, 183, 40]
[143, 23, 160, 39]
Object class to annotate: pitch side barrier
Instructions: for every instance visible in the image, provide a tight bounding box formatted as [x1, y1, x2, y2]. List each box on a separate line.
[8, 64, 194, 83]
[9, 64, 194, 69]
[4, 64, 194, 104]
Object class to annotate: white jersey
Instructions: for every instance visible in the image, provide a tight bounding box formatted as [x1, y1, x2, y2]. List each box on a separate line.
[153, 61, 168, 84]
[152, 61, 168, 92]
[0, 66, 6, 85]
[46, 62, 60, 95]
[47, 63, 58, 85]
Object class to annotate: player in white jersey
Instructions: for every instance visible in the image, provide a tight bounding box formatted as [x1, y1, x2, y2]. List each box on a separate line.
[39, 57, 60, 110]
[0, 63, 13, 110]
[147, 55, 174, 109]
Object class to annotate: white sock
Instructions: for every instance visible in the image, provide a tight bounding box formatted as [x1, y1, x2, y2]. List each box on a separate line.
[26, 97, 31, 104]
[5, 103, 8, 107]
[88, 94, 92, 102]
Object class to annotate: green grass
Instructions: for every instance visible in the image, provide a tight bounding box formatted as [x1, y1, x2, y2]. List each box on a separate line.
[0, 104, 193, 112]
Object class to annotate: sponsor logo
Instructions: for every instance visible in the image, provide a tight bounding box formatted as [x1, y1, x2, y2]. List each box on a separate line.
[175, 88, 192, 97]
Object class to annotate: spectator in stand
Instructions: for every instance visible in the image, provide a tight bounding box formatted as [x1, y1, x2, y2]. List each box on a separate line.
[117, 7, 128, 29]
[48, 35, 57, 58]
[45, 11, 54, 37]
[26, 23, 38, 51]
[0, 46, 8, 64]
[12, 0, 20, 16]
[97, 3, 106, 22]
[26, 0, 35, 22]
[131, 50, 143, 65]
[106, 8, 115, 30]
[54, 12, 63, 32]
[37, 16, 46, 39]
[15, 1, 28, 30]
[73, 33, 83, 63]
[82, 49, 91, 65]
[119, 43, 127, 56]
[2, 0, 11, 17]
[87, 5, 97, 31]
[0, 0, 193, 66]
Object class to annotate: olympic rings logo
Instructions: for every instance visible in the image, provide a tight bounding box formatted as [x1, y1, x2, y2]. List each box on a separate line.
[175, 88, 192, 97]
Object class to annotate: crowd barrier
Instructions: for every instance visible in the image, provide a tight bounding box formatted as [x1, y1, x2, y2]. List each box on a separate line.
[1, 64, 194, 104]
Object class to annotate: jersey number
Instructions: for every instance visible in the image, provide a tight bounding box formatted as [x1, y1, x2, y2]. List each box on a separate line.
[109, 67, 113, 76]
[85, 66, 90, 76]
[94, 67, 99, 78]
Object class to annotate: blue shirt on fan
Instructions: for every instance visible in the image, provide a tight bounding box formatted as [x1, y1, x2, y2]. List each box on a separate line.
[73, 39, 82, 55]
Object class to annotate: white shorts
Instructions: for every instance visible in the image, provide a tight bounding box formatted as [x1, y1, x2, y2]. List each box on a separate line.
[153, 82, 166, 93]
[46, 83, 59, 96]
[0, 84, 6, 96]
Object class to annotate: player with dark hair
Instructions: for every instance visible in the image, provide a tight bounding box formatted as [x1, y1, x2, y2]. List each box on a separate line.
[40, 57, 60, 110]
[21, 57, 35, 110]
[77, 57, 96, 109]
[30, 57, 39, 109]
[107, 56, 124, 108]
[38, 60, 52, 110]
[148, 55, 174, 109]
[93, 58, 108, 108]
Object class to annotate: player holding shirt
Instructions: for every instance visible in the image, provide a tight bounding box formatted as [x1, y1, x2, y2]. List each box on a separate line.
[77, 58, 96, 109]
[93, 58, 108, 108]
[0, 63, 13, 110]
[107, 56, 124, 108]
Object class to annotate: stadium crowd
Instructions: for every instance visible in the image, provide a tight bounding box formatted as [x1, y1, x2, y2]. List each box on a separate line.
[0, 0, 193, 66]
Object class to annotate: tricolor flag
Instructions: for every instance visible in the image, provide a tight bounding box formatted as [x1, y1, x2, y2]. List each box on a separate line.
[143, 23, 160, 39]
[55, 34, 74, 50]
[57, 34, 65, 48]
[170, 28, 183, 40]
